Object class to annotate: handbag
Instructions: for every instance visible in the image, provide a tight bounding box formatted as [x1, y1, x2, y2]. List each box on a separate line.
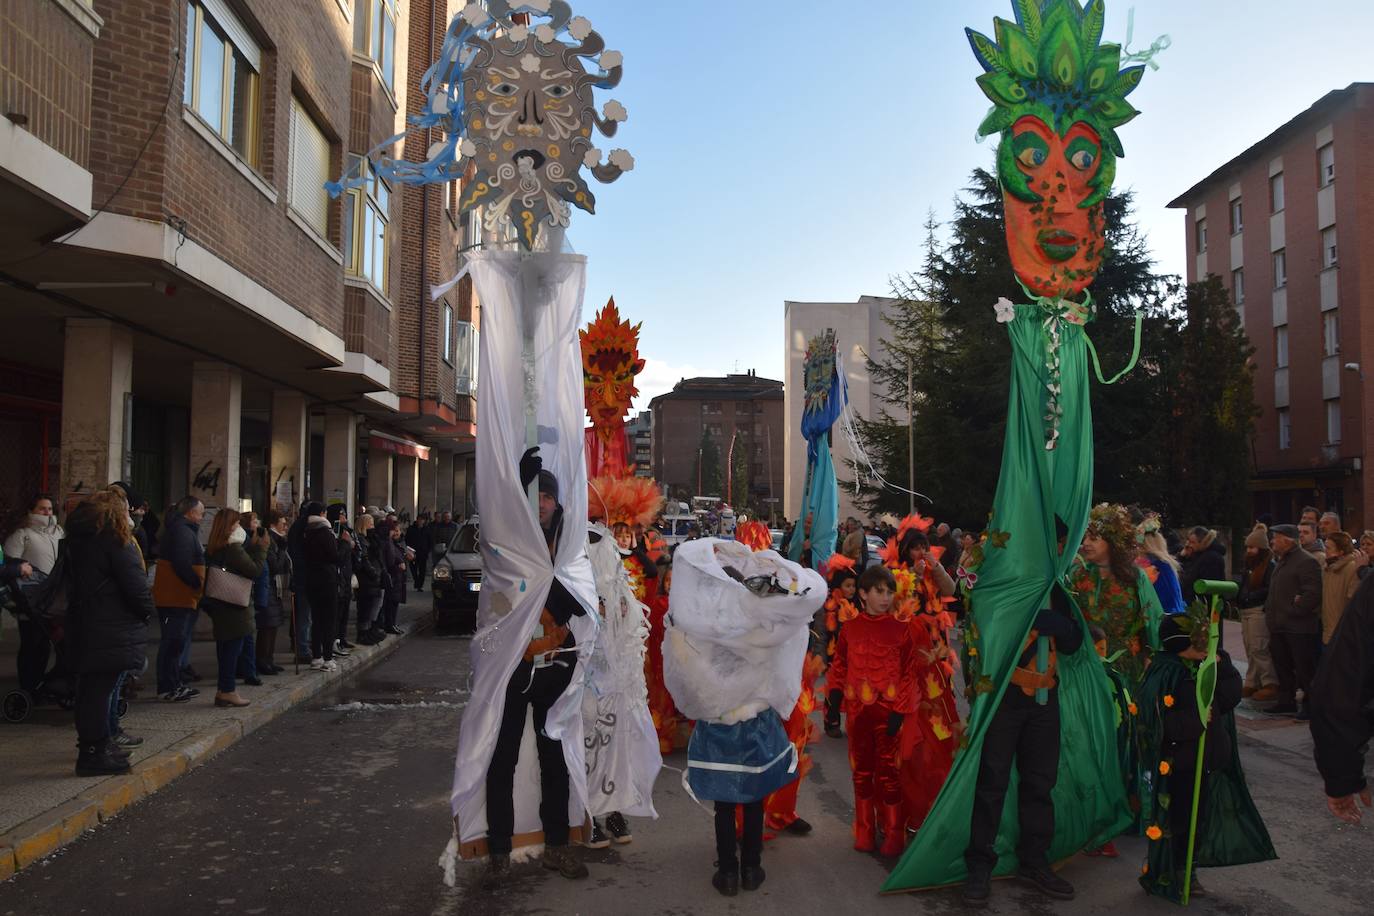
[203, 565, 254, 606]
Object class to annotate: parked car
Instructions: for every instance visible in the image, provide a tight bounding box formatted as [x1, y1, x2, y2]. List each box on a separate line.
[431, 517, 481, 631]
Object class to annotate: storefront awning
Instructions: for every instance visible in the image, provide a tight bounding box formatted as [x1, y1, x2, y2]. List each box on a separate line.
[368, 429, 431, 461]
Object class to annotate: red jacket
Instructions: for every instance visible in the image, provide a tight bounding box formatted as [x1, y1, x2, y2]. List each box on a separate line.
[826, 612, 918, 717]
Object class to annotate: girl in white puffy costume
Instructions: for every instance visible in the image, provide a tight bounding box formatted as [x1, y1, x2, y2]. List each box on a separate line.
[662, 539, 826, 897]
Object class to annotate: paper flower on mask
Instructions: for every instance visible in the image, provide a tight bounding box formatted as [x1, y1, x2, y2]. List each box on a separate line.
[994, 297, 1016, 323]
[1145, 825, 1163, 841]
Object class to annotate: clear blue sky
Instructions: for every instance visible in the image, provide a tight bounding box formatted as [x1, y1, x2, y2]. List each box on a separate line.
[555, 0, 1374, 406]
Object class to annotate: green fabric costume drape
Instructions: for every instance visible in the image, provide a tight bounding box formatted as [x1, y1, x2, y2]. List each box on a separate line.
[883, 305, 1131, 892]
[1136, 652, 1276, 903]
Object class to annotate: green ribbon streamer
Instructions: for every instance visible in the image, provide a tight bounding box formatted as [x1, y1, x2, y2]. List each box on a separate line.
[1084, 310, 1143, 385]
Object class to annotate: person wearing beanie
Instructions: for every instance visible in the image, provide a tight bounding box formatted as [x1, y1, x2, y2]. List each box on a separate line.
[1263, 525, 1322, 718]
[482, 447, 589, 888]
[1238, 524, 1278, 701]
[1136, 613, 1274, 901]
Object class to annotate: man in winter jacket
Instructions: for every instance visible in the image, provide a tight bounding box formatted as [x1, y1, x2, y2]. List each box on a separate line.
[301, 502, 340, 670]
[287, 502, 313, 663]
[405, 515, 434, 591]
[1263, 525, 1323, 719]
[1180, 526, 1228, 604]
[1310, 574, 1374, 824]
[152, 497, 206, 702]
[326, 504, 355, 656]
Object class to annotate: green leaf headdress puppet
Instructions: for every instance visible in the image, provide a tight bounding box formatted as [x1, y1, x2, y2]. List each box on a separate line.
[966, 0, 1151, 299]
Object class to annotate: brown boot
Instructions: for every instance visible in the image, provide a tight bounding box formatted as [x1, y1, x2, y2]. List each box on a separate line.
[1251, 686, 1277, 702]
[214, 691, 251, 708]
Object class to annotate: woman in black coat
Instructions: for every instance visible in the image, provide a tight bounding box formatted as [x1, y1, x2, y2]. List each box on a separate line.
[65, 489, 154, 776]
[377, 519, 406, 636]
[353, 514, 386, 644]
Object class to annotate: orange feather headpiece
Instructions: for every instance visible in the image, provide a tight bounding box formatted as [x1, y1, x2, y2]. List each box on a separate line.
[587, 473, 663, 528]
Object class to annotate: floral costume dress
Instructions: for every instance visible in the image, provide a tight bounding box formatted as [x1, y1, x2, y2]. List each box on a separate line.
[1067, 558, 1164, 826]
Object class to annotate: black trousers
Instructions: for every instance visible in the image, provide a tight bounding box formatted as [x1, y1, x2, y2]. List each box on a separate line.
[409, 554, 428, 589]
[16, 616, 52, 693]
[335, 588, 352, 644]
[75, 670, 123, 745]
[308, 586, 337, 661]
[1269, 630, 1319, 706]
[486, 658, 575, 855]
[714, 801, 763, 870]
[966, 687, 1061, 871]
[381, 593, 400, 630]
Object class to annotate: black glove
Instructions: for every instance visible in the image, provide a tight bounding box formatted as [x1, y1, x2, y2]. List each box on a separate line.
[519, 446, 542, 490]
[546, 577, 587, 625]
[886, 711, 904, 737]
[1033, 609, 1072, 640]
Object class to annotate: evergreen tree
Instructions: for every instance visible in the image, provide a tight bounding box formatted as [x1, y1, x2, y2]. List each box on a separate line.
[852, 168, 1179, 529]
[729, 433, 751, 510]
[696, 430, 722, 497]
[1160, 276, 1258, 530]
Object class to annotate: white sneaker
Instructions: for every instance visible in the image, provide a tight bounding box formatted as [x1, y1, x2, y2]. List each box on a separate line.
[333, 640, 352, 657]
[310, 658, 325, 670]
[319, 660, 339, 672]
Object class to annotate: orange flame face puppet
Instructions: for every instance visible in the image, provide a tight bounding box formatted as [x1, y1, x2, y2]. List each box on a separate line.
[580, 298, 645, 441]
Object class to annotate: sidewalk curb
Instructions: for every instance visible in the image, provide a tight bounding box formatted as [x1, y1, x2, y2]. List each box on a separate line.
[0, 616, 429, 882]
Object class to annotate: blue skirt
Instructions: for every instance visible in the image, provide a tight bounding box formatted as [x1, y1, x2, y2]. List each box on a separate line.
[686, 709, 796, 803]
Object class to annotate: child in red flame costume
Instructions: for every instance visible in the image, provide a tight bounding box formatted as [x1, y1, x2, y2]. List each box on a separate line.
[880, 516, 961, 841]
[827, 564, 918, 855]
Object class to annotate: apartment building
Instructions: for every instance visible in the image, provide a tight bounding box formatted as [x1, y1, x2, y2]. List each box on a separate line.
[0, 0, 480, 520]
[1168, 83, 1374, 530]
[649, 372, 784, 515]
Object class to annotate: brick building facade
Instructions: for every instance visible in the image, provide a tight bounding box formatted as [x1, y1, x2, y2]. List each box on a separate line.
[649, 373, 784, 515]
[1169, 83, 1374, 531]
[0, 0, 481, 521]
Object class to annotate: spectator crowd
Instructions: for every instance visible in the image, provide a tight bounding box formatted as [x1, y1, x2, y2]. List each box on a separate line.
[1, 486, 465, 776]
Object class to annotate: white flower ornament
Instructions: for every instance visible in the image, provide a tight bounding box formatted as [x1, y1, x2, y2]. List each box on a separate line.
[994, 297, 1016, 323]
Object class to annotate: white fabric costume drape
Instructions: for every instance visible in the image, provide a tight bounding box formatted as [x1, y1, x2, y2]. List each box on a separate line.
[663, 539, 826, 725]
[448, 250, 600, 859]
[582, 524, 660, 818]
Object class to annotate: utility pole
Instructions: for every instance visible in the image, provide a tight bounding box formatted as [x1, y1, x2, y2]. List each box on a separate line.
[907, 356, 915, 514]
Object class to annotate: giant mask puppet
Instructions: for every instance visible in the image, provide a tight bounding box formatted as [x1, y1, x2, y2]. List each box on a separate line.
[580, 298, 644, 477]
[456, 1, 633, 249]
[968, 0, 1144, 299]
[329, 1, 632, 251]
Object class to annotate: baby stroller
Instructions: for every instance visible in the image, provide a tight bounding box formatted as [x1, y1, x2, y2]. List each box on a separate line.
[3, 576, 80, 722]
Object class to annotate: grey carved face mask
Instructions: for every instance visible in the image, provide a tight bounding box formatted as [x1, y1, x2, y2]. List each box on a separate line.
[329, 1, 632, 251]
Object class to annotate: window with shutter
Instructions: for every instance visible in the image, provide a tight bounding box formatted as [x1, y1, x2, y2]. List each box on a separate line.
[288, 99, 332, 236]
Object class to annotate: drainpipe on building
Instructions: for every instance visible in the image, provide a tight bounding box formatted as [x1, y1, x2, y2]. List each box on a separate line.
[415, 0, 438, 425]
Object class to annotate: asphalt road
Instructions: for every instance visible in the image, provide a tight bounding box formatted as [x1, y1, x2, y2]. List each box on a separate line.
[2, 628, 1371, 916]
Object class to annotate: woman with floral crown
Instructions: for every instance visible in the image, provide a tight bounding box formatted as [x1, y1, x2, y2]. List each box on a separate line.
[1068, 502, 1165, 851]
[879, 516, 960, 843]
